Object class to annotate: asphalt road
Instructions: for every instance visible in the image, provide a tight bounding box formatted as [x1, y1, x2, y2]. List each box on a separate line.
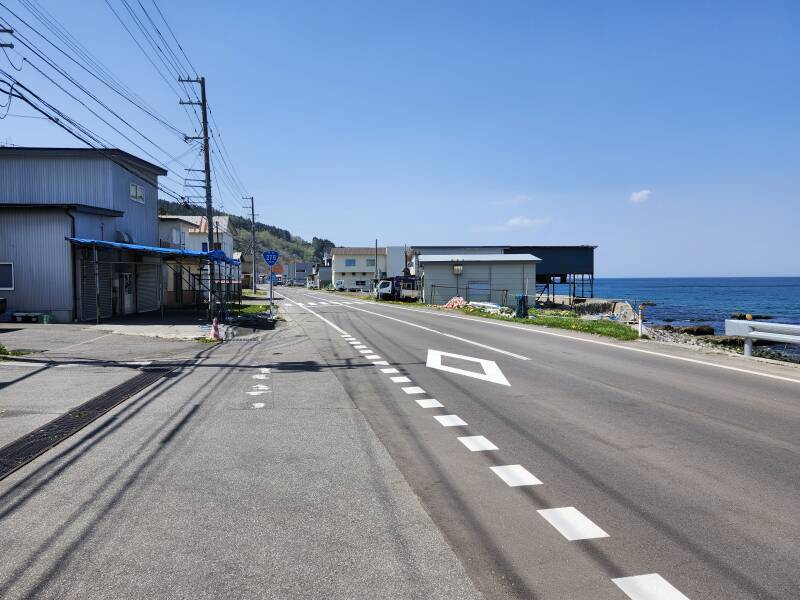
[279, 287, 800, 600]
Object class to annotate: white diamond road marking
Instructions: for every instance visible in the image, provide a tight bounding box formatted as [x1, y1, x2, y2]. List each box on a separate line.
[434, 414, 467, 427]
[537, 507, 609, 541]
[612, 574, 690, 600]
[426, 349, 510, 386]
[380, 368, 399, 374]
[457, 436, 498, 452]
[252, 374, 269, 380]
[490, 465, 542, 487]
[252, 402, 266, 408]
[402, 386, 426, 395]
[372, 360, 389, 366]
[416, 399, 443, 408]
[366, 355, 382, 360]
[390, 376, 411, 383]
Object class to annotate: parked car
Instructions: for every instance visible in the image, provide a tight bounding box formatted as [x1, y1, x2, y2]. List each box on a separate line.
[334, 280, 345, 291]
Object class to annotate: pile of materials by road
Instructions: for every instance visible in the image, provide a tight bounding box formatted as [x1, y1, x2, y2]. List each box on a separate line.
[444, 296, 467, 308]
[464, 301, 515, 317]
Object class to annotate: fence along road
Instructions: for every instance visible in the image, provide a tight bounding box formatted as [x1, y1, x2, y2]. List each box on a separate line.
[282, 287, 800, 600]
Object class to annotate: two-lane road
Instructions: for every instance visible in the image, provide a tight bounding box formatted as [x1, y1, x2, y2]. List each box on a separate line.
[279, 288, 800, 600]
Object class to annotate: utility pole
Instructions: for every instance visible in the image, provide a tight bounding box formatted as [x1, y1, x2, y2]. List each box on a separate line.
[180, 76, 215, 317]
[243, 196, 256, 293]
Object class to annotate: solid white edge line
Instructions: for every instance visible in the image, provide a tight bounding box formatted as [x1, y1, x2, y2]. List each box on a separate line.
[283, 297, 346, 334]
[336, 296, 800, 385]
[304, 292, 529, 361]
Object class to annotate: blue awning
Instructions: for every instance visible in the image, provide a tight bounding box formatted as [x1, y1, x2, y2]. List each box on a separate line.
[67, 238, 240, 265]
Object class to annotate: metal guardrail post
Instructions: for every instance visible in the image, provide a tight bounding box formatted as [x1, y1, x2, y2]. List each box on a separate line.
[744, 338, 753, 357]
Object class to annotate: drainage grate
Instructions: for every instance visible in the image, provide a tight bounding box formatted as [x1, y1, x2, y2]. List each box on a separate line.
[0, 366, 174, 482]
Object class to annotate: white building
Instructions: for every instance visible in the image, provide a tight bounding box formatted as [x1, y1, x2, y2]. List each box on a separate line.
[159, 215, 236, 256]
[330, 246, 407, 291]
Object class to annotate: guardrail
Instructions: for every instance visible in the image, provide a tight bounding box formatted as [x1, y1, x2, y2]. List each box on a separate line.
[724, 319, 800, 357]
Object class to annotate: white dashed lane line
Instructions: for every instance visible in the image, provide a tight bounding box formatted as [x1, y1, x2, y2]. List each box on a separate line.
[307, 302, 317, 306]
[416, 398, 443, 408]
[612, 574, 690, 600]
[366, 354, 382, 360]
[252, 402, 265, 408]
[401, 386, 426, 395]
[434, 414, 467, 427]
[490, 464, 542, 487]
[354, 345, 367, 349]
[537, 507, 610, 541]
[390, 376, 412, 383]
[457, 435, 498, 452]
[380, 368, 399, 374]
[359, 349, 374, 354]
[372, 360, 389, 366]
[252, 374, 269, 380]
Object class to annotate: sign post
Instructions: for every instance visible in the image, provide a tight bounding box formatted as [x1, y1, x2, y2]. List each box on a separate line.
[262, 250, 279, 316]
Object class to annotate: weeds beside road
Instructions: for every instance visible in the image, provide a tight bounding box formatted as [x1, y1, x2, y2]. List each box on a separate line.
[323, 291, 638, 341]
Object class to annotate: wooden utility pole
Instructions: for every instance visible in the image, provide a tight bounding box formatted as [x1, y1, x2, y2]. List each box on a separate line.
[244, 196, 256, 293]
[180, 76, 215, 316]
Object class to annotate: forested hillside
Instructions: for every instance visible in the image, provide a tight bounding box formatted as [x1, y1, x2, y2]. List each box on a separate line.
[158, 200, 334, 263]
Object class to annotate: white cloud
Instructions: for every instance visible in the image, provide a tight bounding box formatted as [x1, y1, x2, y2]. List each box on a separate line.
[505, 216, 549, 228]
[629, 189, 652, 204]
[474, 216, 550, 232]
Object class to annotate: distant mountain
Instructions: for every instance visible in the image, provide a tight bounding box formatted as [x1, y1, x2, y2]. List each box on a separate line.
[158, 199, 334, 265]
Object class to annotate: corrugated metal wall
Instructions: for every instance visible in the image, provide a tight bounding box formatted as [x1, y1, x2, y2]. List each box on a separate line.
[0, 209, 74, 322]
[422, 261, 536, 306]
[0, 157, 112, 207]
[136, 264, 159, 313]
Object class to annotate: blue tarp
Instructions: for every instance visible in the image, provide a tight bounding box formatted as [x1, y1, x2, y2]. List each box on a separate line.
[66, 238, 240, 265]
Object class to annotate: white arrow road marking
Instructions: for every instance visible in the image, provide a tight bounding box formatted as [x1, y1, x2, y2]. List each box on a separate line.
[537, 507, 609, 541]
[490, 465, 542, 487]
[612, 574, 690, 600]
[426, 349, 510, 386]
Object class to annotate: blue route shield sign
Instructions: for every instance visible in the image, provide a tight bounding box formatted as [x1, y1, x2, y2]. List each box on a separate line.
[262, 250, 279, 266]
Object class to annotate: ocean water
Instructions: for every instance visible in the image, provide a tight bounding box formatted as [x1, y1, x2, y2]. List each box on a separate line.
[593, 277, 800, 333]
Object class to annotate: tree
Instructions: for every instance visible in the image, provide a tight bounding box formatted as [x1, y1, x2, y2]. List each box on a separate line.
[311, 237, 335, 261]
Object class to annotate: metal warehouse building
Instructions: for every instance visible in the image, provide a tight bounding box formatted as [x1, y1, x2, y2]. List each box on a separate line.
[0, 147, 237, 322]
[417, 253, 540, 305]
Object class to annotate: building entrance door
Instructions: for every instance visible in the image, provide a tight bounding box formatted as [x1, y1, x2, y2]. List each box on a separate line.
[120, 273, 135, 314]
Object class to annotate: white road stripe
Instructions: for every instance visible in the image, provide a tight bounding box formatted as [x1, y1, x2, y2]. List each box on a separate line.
[340, 334, 351, 337]
[318, 302, 329, 305]
[346, 297, 800, 385]
[259, 368, 271, 373]
[252, 374, 269, 380]
[537, 507, 609, 541]
[490, 465, 542, 487]
[354, 345, 367, 349]
[246, 391, 267, 396]
[366, 354, 382, 360]
[416, 399, 443, 408]
[612, 574, 690, 600]
[380, 368, 399, 374]
[251, 384, 270, 390]
[359, 349, 373, 354]
[349, 341, 361, 345]
[402, 386, 426, 395]
[304, 293, 528, 361]
[434, 414, 467, 427]
[252, 402, 266, 408]
[372, 360, 389, 366]
[390, 376, 411, 383]
[307, 302, 317, 306]
[281, 298, 347, 335]
[457, 435, 498, 452]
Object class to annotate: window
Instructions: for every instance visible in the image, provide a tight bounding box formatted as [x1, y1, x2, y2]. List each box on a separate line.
[129, 183, 145, 204]
[366, 258, 376, 267]
[0, 263, 12, 290]
[345, 258, 356, 267]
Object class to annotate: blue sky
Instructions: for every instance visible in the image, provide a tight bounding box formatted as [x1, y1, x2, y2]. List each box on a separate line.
[2, 1, 798, 276]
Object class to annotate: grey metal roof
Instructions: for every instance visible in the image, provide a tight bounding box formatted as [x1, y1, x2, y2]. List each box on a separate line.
[418, 253, 541, 263]
[0, 203, 123, 217]
[0, 147, 168, 176]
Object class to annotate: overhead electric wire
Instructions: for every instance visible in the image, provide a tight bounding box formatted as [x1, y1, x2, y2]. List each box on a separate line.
[3, 0, 186, 137]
